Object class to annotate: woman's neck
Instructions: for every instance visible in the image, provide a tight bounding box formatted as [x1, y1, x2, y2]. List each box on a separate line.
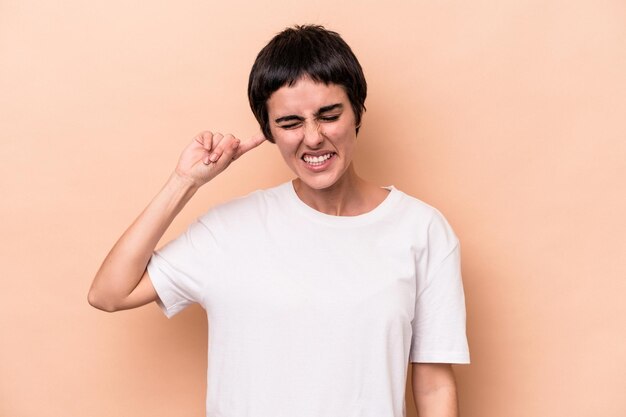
[292, 165, 388, 216]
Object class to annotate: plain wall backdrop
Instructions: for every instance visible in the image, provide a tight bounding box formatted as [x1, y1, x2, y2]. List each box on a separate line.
[1, 1, 625, 416]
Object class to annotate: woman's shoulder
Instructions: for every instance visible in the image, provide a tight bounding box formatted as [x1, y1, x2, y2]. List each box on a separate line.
[198, 181, 291, 222]
[387, 186, 448, 219]
[387, 186, 459, 242]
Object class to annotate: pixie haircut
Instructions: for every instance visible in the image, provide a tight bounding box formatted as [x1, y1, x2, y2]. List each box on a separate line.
[248, 25, 367, 143]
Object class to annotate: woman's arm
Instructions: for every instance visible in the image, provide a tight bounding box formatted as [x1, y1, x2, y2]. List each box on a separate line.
[411, 363, 460, 417]
[87, 131, 265, 312]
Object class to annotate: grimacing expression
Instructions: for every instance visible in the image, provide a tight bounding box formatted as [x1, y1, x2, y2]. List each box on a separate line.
[267, 77, 358, 191]
[247, 25, 367, 143]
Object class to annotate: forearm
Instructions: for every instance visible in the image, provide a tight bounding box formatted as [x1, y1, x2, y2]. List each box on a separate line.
[412, 363, 459, 417]
[414, 384, 459, 417]
[88, 172, 198, 310]
[88, 131, 264, 312]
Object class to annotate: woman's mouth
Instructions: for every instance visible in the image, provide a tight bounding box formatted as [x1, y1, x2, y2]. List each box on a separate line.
[302, 152, 335, 166]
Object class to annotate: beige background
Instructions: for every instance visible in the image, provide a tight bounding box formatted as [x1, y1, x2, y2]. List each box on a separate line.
[1, 1, 625, 416]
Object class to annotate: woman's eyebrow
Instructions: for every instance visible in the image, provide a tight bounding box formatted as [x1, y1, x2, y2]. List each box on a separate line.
[274, 114, 304, 124]
[315, 103, 343, 116]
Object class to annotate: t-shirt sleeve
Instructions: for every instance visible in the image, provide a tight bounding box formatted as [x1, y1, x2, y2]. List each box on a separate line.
[409, 212, 470, 364]
[147, 217, 216, 318]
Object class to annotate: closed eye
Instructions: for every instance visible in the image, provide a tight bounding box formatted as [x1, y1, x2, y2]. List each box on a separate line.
[279, 121, 303, 129]
[318, 115, 340, 122]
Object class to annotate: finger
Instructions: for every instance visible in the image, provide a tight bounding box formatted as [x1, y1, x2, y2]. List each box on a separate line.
[208, 133, 238, 164]
[196, 131, 213, 149]
[213, 137, 241, 169]
[195, 131, 213, 165]
[232, 133, 266, 160]
[207, 133, 225, 163]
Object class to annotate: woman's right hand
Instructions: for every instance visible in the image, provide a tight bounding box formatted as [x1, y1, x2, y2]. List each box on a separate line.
[88, 130, 265, 312]
[175, 131, 266, 188]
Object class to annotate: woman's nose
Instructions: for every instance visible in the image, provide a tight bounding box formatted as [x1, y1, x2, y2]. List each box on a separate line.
[303, 120, 323, 147]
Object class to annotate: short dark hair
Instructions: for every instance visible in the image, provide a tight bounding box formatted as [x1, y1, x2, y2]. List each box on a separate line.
[248, 25, 367, 143]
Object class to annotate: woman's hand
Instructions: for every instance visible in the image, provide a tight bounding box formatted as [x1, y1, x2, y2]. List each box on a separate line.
[88, 130, 265, 312]
[175, 131, 266, 188]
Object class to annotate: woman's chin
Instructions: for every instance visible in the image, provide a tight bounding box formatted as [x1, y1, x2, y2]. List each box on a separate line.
[294, 169, 354, 193]
[290, 157, 354, 193]
[295, 174, 334, 191]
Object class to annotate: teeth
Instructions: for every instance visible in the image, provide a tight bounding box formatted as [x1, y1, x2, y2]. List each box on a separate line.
[303, 153, 333, 165]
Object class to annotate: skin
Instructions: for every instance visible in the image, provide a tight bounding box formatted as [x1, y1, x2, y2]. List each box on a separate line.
[412, 363, 460, 417]
[88, 77, 459, 417]
[87, 131, 265, 311]
[267, 76, 388, 216]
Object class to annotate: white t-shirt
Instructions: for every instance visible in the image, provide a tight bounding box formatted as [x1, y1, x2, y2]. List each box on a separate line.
[147, 181, 469, 417]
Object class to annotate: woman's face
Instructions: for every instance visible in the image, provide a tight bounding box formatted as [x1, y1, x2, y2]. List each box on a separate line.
[266, 77, 358, 192]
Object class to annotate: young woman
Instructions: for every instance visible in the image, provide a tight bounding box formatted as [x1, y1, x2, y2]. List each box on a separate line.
[89, 25, 469, 417]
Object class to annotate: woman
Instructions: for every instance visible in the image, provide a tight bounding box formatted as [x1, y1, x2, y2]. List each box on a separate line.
[89, 25, 469, 417]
